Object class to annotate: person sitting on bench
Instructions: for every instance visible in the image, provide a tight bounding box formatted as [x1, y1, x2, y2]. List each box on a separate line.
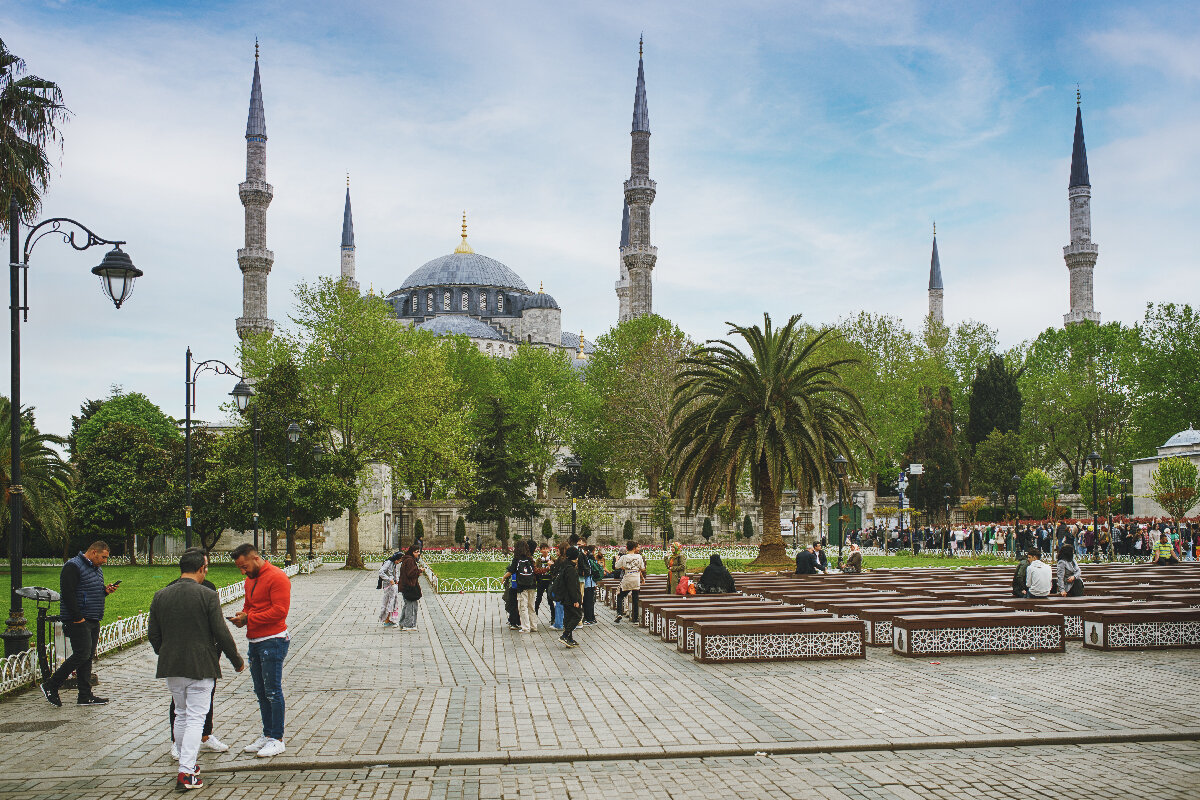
[698, 554, 736, 593]
[1153, 531, 1181, 565]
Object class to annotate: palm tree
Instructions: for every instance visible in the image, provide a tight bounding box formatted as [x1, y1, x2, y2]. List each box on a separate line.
[669, 314, 872, 568]
[0, 37, 70, 233]
[0, 398, 75, 557]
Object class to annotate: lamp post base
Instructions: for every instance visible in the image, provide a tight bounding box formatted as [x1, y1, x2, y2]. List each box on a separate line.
[2, 614, 32, 658]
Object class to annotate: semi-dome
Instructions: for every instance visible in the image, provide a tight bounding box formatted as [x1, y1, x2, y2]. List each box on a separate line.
[1164, 428, 1200, 449]
[416, 314, 507, 341]
[399, 252, 529, 292]
[524, 291, 560, 310]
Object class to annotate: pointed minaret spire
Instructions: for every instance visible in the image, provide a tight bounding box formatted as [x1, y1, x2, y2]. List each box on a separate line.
[236, 42, 275, 340]
[621, 39, 657, 319]
[928, 223, 944, 327]
[339, 176, 359, 291]
[1064, 91, 1100, 326]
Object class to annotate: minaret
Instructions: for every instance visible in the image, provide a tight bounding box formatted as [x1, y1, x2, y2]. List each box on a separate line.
[1063, 90, 1100, 326]
[236, 41, 275, 340]
[340, 176, 359, 290]
[614, 202, 631, 321]
[620, 37, 657, 319]
[928, 223, 944, 326]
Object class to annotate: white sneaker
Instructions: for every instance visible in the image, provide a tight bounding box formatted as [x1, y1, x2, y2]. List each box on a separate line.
[200, 735, 229, 752]
[242, 735, 271, 753]
[255, 738, 286, 758]
[170, 742, 179, 760]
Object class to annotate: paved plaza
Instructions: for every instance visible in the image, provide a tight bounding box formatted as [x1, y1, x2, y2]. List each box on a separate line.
[1, 566, 1197, 798]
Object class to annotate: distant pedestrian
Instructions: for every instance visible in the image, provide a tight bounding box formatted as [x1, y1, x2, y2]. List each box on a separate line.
[614, 542, 646, 623]
[554, 547, 583, 647]
[148, 549, 245, 791]
[1152, 532, 1181, 565]
[40, 541, 117, 708]
[581, 545, 599, 624]
[398, 544, 423, 630]
[378, 552, 403, 626]
[665, 542, 686, 594]
[229, 544, 291, 758]
[533, 542, 554, 617]
[506, 541, 538, 633]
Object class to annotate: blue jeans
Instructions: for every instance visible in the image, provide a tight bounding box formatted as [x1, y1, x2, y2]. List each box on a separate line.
[248, 637, 289, 740]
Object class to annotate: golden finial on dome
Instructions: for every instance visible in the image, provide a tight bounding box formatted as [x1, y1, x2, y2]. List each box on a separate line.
[539, 281, 544, 294]
[346, 172, 350, 188]
[1076, 83, 1081, 107]
[454, 210, 474, 254]
[577, 329, 587, 359]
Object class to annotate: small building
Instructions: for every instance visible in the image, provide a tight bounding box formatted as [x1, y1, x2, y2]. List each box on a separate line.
[1131, 428, 1200, 518]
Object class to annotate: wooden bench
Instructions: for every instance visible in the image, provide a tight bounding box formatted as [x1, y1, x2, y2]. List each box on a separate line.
[639, 596, 760, 634]
[675, 609, 833, 653]
[855, 605, 993, 646]
[1081, 607, 1200, 650]
[692, 618, 866, 663]
[1009, 600, 1185, 639]
[652, 600, 776, 640]
[891, 612, 1064, 657]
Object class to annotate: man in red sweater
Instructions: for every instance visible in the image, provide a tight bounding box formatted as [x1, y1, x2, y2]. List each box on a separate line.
[229, 544, 291, 758]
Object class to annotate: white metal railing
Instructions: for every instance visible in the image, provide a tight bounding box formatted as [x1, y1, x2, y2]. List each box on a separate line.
[433, 576, 505, 593]
[0, 558, 320, 697]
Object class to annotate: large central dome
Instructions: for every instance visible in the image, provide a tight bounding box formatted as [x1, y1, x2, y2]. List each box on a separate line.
[398, 252, 529, 292]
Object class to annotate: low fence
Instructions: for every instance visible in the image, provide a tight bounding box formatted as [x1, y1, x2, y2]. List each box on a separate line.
[0, 558, 322, 697]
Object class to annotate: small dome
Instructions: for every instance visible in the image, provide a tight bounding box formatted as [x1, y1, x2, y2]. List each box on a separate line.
[398, 252, 529, 292]
[1164, 428, 1200, 448]
[416, 315, 506, 341]
[524, 292, 560, 310]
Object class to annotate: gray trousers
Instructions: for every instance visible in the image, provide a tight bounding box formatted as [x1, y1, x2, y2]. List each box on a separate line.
[400, 598, 419, 628]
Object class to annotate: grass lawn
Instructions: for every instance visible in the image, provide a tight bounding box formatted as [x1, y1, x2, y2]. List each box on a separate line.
[0, 565, 248, 620]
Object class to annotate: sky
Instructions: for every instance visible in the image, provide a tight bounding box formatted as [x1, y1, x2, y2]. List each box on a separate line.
[2, 0, 1199, 438]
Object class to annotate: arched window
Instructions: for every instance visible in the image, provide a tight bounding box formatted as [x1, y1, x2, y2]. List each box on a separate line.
[411, 293, 418, 314]
[443, 291, 451, 311]
[497, 293, 504, 313]
[426, 292, 433, 313]
[461, 291, 469, 311]
[479, 292, 487, 312]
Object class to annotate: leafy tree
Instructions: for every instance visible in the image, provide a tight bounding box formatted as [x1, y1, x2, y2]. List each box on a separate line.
[962, 496, 986, 525]
[972, 430, 1023, 506]
[716, 502, 739, 543]
[581, 522, 593, 539]
[541, 518, 554, 540]
[413, 518, 424, 543]
[1079, 468, 1119, 518]
[1131, 303, 1200, 458]
[701, 517, 714, 542]
[650, 491, 673, 546]
[454, 516, 466, 545]
[966, 354, 1022, 451]
[669, 314, 872, 567]
[0, 38, 70, 233]
[553, 497, 614, 533]
[74, 390, 179, 456]
[501, 345, 587, 499]
[68, 396, 105, 457]
[586, 314, 692, 496]
[1149, 457, 1200, 523]
[1018, 469, 1053, 519]
[463, 398, 536, 552]
[495, 517, 510, 552]
[903, 386, 961, 520]
[742, 514, 754, 540]
[622, 518, 634, 542]
[0, 398, 73, 556]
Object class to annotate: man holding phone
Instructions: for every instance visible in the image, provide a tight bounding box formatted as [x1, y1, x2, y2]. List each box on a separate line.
[41, 541, 117, 707]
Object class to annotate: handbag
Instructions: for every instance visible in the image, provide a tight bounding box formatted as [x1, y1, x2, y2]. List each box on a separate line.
[401, 582, 422, 601]
[676, 575, 691, 596]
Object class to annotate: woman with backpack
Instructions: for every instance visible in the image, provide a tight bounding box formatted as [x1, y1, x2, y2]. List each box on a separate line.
[503, 541, 538, 633]
[397, 545, 423, 632]
[581, 545, 600, 625]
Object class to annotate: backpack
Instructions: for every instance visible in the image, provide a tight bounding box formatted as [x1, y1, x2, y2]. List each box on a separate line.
[590, 557, 604, 582]
[515, 558, 536, 589]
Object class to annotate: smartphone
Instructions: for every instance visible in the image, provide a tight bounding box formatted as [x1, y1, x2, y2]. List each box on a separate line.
[111, 580, 122, 586]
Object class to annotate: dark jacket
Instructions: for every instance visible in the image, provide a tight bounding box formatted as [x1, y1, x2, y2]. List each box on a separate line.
[148, 576, 243, 680]
[552, 560, 583, 605]
[1012, 560, 1029, 596]
[699, 559, 736, 593]
[795, 549, 820, 575]
[61, 552, 106, 621]
[843, 551, 863, 574]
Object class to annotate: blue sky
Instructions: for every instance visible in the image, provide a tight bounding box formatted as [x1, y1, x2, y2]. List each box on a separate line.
[3, 0, 1199, 436]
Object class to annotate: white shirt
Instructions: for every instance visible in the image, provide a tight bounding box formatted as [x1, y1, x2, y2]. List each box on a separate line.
[616, 553, 646, 591]
[1025, 560, 1052, 597]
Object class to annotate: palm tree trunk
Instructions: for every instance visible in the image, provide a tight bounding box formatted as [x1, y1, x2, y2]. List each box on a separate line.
[748, 484, 791, 569]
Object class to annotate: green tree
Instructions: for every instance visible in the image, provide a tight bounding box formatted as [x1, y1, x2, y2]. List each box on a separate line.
[622, 518, 634, 543]
[966, 354, 1022, 451]
[0, 38, 70, 233]
[971, 430, 1023, 507]
[1079, 468, 1119, 518]
[1018, 469, 1053, 519]
[501, 345, 587, 499]
[495, 517, 510, 552]
[1149, 457, 1200, 524]
[669, 314, 872, 568]
[541, 518, 554, 541]
[701, 517, 714, 542]
[73, 390, 179, 456]
[649, 491, 673, 546]
[454, 516, 466, 545]
[0, 398, 73, 557]
[1131, 303, 1200, 458]
[716, 501, 739, 543]
[463, 398, 537, 553]
[413, 518, 424, 543]
[742, 514, 754, 540]
[904, 386, 961, 520]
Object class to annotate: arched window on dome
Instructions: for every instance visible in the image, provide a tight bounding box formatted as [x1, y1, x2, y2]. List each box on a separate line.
[461, 291, 469, 311]
[443, 291, 451, 311]
[411, 293, 418, 314]
[479, 292, 487, 313]
[497, 293, 504, 313]
[426, 292, 433, 313]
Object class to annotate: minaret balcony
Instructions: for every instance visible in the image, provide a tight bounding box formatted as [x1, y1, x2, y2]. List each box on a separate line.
[623, 176, 657, 193]
[239, 180, 274, 204]
[238, 248, 275, 272]
[1063, 242, 1098, 257]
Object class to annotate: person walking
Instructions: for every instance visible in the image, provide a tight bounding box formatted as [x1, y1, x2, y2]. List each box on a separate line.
[40, 541, 117, 707]
[229, 544, 291, 758]
[506, 541, 538, 632]
[398, 544, 423, 630]
[581, 545, 600, 625]
[614, 541, 646, 623]
[553, 547, 583, 647]
[168, 548, 230, 758]
[148, 550, 245, 791]
[665, 542, 687, 595]
[533, 542, 554, 618]
[378, 552, 403, 627]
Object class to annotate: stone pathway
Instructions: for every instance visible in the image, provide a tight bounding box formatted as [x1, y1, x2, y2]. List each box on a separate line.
[0, 566, 1196, 798]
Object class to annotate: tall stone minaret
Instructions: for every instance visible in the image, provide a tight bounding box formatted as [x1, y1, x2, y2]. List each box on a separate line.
[614, 202, 631, 321]
[236, 42, 275, 340]
[1063, 91, 1100, 326]
[621, 37, 657, 319]
[340, 177, 359, 290]
[928, 223, 944, 326]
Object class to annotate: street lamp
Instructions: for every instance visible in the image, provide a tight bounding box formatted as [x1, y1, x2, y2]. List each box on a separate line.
[230, 381, 260, 551]
[1051, 484, 1061, 555]
[3, 199, 141, 658]
[1104, 464, 1115, 561]
[285, 423, 301, 564]
[1012, 473, 1022, 554]
[1087, 451, 1101, 563]
[832, 455, 848, 569]
[185, 349, 243, 548]
[896, 470, 909, 556]
[563, 455, 582, 538]
[308, 444, 324, 558]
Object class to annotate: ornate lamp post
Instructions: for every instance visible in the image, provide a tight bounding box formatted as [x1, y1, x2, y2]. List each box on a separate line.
[1104, 464, 1115, 561]
[3, 199, 141, 657]
[1087, 451, 1101, 563]
[942, 483, 952, 555]
[832, 455, 848, 569]
[229, 381, 258, 550]
[285, 422, 301, 564]
[185, 349, 243, 548]
[1119, 477, 1131, 556]
[308, 444, 324, 558]
[1051, 484, 1061, 555]
[1012, 473, 1023, 554]
[896, 470, 909, 556]
[563, 455, 581, 538]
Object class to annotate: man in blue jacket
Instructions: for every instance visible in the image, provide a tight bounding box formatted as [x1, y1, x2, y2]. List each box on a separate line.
[41, 541, 118, 707]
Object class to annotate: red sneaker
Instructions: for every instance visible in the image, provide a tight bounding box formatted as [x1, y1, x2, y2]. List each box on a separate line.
[175, 772, 203, 791]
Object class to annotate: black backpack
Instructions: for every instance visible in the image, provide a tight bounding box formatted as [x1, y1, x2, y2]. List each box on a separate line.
[516, 558, 536, 589]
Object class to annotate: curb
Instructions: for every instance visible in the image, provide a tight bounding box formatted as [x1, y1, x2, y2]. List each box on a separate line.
[203, 727, 1200, 774]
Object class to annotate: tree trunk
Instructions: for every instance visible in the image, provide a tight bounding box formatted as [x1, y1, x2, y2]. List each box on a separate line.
[346, 506, 364, 569]
[126, 530, 138, 566]
[148, 534, 155, 566]
[286, 525, 296, 565]
[535, 475, 545, 500]
[748, 485, 791, 570]
[646, 472, 659, 497]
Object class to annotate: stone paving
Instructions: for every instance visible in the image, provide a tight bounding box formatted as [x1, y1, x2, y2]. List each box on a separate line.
[0, 566, 1197, 798]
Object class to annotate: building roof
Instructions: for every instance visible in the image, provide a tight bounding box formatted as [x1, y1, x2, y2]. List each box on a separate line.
[560, 330, 594, 353]
[1070, 104, 1090, 188]
[632, 44, 649, 133]
[1164, 428, 1200, 448]
[524, 291, 560, 310]
[398, 252, 530, 292]
[416, 315, 506, 341]
[246, 54, 266, 139]
[341, 187, 354, 248]
[928, 234, 943, 291]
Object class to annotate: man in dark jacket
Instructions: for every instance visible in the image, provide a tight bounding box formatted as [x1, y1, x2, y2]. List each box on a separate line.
[149, 549, 245, 791]
[553, 548, 583, 648]
[795, 543, 820, 575]
[41, 541, 118, 707]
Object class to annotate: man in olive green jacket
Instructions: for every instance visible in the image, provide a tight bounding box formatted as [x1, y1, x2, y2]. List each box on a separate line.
[148, 550, 245, 791]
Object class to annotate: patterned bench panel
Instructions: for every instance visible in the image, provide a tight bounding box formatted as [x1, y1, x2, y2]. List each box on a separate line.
[1082, 608, 1200, 650]
[1013, 601, 1185, 640]
[693, 618, 866, 663]
[658, 602, 786, 642]
[891, 612, 1064, 657]
[674, 610, 832, 652]
[639, 596, 754, 631]
[856, 605, 988, 646]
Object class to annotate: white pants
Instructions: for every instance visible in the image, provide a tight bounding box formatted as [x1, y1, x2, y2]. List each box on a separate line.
[167, 676, 215, 774]
[517, 589, 537, 631]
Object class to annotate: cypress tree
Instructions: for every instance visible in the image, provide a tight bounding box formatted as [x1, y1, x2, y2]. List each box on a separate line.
[701, 517, 714, 541]
[464, 398, 537, 552]
[966, 355, 1023, 452]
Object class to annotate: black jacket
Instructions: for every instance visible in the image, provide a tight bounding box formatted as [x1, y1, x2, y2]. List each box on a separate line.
[795, 549, 820, 575]
[552, 561, 583, 604]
